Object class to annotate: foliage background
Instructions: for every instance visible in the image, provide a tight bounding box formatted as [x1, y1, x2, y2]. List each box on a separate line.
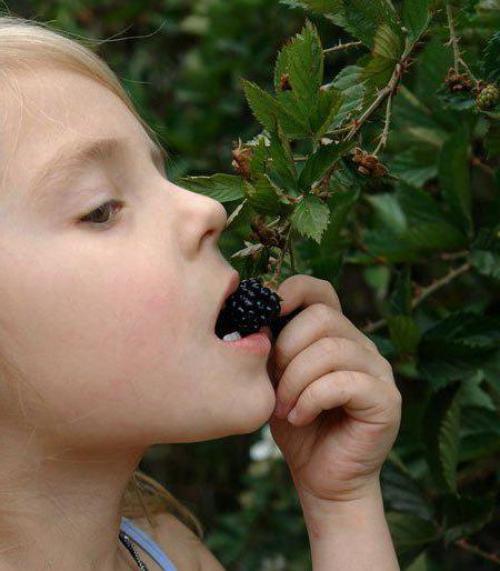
[5, 0, 499, 569]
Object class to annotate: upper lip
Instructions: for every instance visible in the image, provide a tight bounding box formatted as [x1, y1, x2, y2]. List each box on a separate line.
[213, 271, 240, 331]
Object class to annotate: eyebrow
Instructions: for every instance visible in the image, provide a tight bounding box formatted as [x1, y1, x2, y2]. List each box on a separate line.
[29, 136, 168, 204]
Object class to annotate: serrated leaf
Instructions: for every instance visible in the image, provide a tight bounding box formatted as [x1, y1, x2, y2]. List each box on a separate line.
[243, 175, 292, 215]
[287, 20, 324, 116]
[312, 87, 344, 139]
[442, 493, 496, 544]
[330, 65, 366, 128]
[422, 382, 462, 493]
[402, 0, 432, 44]
[459, 372, 496, 411]
[401, 221, 468, 252]
[298, 140, 355, 191]
[438, 130, 472, 236]
[386, 512, 441, 554]
[179, 173, 244, 202]
[365, 193, 407, 233]
[381, 460, 435, 521]
[362, 55, 395, 89]
[387, 314, 422, 354]
[482, 30, 500, 83]
[290, 195, 330, 243]
[342, 0, 401, 48]
[373, 23, 404, 60]
[320, 187, 359, 253]
[388, 264, 413, 315]
[389, 148, 438, 188]
[241, 79, 282, 133]
[242, 79, 310, 140]
[268, 123, 298, 192]
[396, 184, 451, 225]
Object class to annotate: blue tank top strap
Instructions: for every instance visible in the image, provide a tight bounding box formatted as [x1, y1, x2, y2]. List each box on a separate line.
[120, 516, 178, 571]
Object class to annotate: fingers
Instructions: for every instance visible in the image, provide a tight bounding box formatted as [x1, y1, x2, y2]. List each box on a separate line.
[276, 275, 342, 317]
[275, 336, 394, 419]
[286, 370, 402, 428]
[271, 303, 380, 379]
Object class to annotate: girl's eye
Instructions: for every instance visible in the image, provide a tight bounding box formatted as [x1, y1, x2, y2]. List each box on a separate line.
[79, 199, 124, 227]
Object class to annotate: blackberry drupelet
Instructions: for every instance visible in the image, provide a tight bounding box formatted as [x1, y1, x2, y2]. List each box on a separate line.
[215, 277, 303, 340]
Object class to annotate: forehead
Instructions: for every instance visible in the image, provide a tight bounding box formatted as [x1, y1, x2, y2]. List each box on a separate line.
[0, 66, 152, 203]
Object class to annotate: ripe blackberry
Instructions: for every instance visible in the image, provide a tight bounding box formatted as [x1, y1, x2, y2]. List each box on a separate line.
[215, 277, 302, 340]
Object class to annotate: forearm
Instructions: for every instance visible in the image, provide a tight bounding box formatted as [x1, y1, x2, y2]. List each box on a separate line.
[299, 481, 400, 571]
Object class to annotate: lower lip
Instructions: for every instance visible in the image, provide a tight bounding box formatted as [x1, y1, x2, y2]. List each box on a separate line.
[215, 331, 272, 355]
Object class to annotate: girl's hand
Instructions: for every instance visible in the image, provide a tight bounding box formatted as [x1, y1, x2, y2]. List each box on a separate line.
[267, 275, 402, 504]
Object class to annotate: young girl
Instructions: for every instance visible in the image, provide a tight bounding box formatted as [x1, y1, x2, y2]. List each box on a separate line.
[0, 15, 402, 571]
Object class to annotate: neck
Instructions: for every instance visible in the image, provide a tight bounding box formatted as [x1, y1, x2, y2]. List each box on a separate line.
[0, 426, 147, 571]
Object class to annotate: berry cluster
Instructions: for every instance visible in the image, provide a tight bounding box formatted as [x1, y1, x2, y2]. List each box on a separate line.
[477, 84, 499, 110]
[215, 277, 303, 340]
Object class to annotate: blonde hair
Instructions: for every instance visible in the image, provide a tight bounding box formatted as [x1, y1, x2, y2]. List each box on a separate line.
[0, 13, 204, 540]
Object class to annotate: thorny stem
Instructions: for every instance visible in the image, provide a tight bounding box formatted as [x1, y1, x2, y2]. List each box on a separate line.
[267, 222, 293, 289]
[362, 261, 471, 334]
[323, 40, 363, 54]
[446, 3, 461, 71]
[373, 93, 393, 156]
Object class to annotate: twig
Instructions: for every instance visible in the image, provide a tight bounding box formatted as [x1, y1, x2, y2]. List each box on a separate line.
[324, 40, 363, 54]
[453, 538, 500, 565]
[267, 222, 293, 289]
[446, 3, 460, 70]
[373, 93, 393, 156]
[362, 261, 472, 334]
[344, 58, 404, 143]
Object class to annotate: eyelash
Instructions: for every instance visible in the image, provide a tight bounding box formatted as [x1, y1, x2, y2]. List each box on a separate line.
[79, 199, 124, 228]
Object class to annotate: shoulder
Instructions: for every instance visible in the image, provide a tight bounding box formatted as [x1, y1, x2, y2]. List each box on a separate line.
[130, 513, 226, 571]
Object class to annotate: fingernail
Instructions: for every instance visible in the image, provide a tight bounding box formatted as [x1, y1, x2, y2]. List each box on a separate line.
[287, 408, 299, 423]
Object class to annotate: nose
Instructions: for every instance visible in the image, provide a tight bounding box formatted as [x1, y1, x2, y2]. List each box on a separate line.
[172, 183, 228, 257]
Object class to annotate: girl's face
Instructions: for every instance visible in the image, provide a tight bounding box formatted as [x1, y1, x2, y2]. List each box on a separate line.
[0, 66, 276, 449]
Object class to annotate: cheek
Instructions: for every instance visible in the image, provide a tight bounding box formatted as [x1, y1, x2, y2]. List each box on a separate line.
[2, 248, 188, 419]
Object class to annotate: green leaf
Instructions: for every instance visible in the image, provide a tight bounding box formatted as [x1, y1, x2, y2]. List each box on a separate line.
[372, 23, 404, 60]
[422, 382, 462, 494]
[381, 459, 435, 521]
[342, 0, 401, 48]
[388, 264, 413, 315]
[386, 512, 440, 555]
[365, 193, 407, 233]
[330, 65, 366, 128]
[459, 372, 496, 412]
[298, 140, 355, 191]
[278, 0, 343, 15]
[402, 0, 432, 44]
[241, 79, 282, 133]
[320, 188, 359, 253]
[312, 87, 344, 140]
[179, 173, 244, 202]
[241, 79, 310, 139]
[243, 175, 292, 215]
[401, 221, 468, 252]
[389, 148, 438, 188]
[290, 195, 331, 243]
[469, 224, 500, 281]
[361, 55, 395, 89]
[287, 20, 324, 116]
[396, 184, 451, 225]
[482, 30, 500, 83]
[438, 130, 473, 236]
[387, 314, 422, 354]
[442, 493, 496, 544]
[268, 123, 298, 192]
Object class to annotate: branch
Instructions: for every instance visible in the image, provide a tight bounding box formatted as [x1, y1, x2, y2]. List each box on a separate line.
[453, 538, 500, 566]
[324, 40, 363, 54]
[373, 92, 393, 156]
[362, 261, 472, 334]
[446, 3, 461, 70]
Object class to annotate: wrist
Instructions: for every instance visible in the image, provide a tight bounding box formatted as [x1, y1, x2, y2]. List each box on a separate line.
[296, 479, 385, 541]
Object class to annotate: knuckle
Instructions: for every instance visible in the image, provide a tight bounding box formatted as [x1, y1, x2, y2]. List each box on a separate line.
[310, 303, 334, 328]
